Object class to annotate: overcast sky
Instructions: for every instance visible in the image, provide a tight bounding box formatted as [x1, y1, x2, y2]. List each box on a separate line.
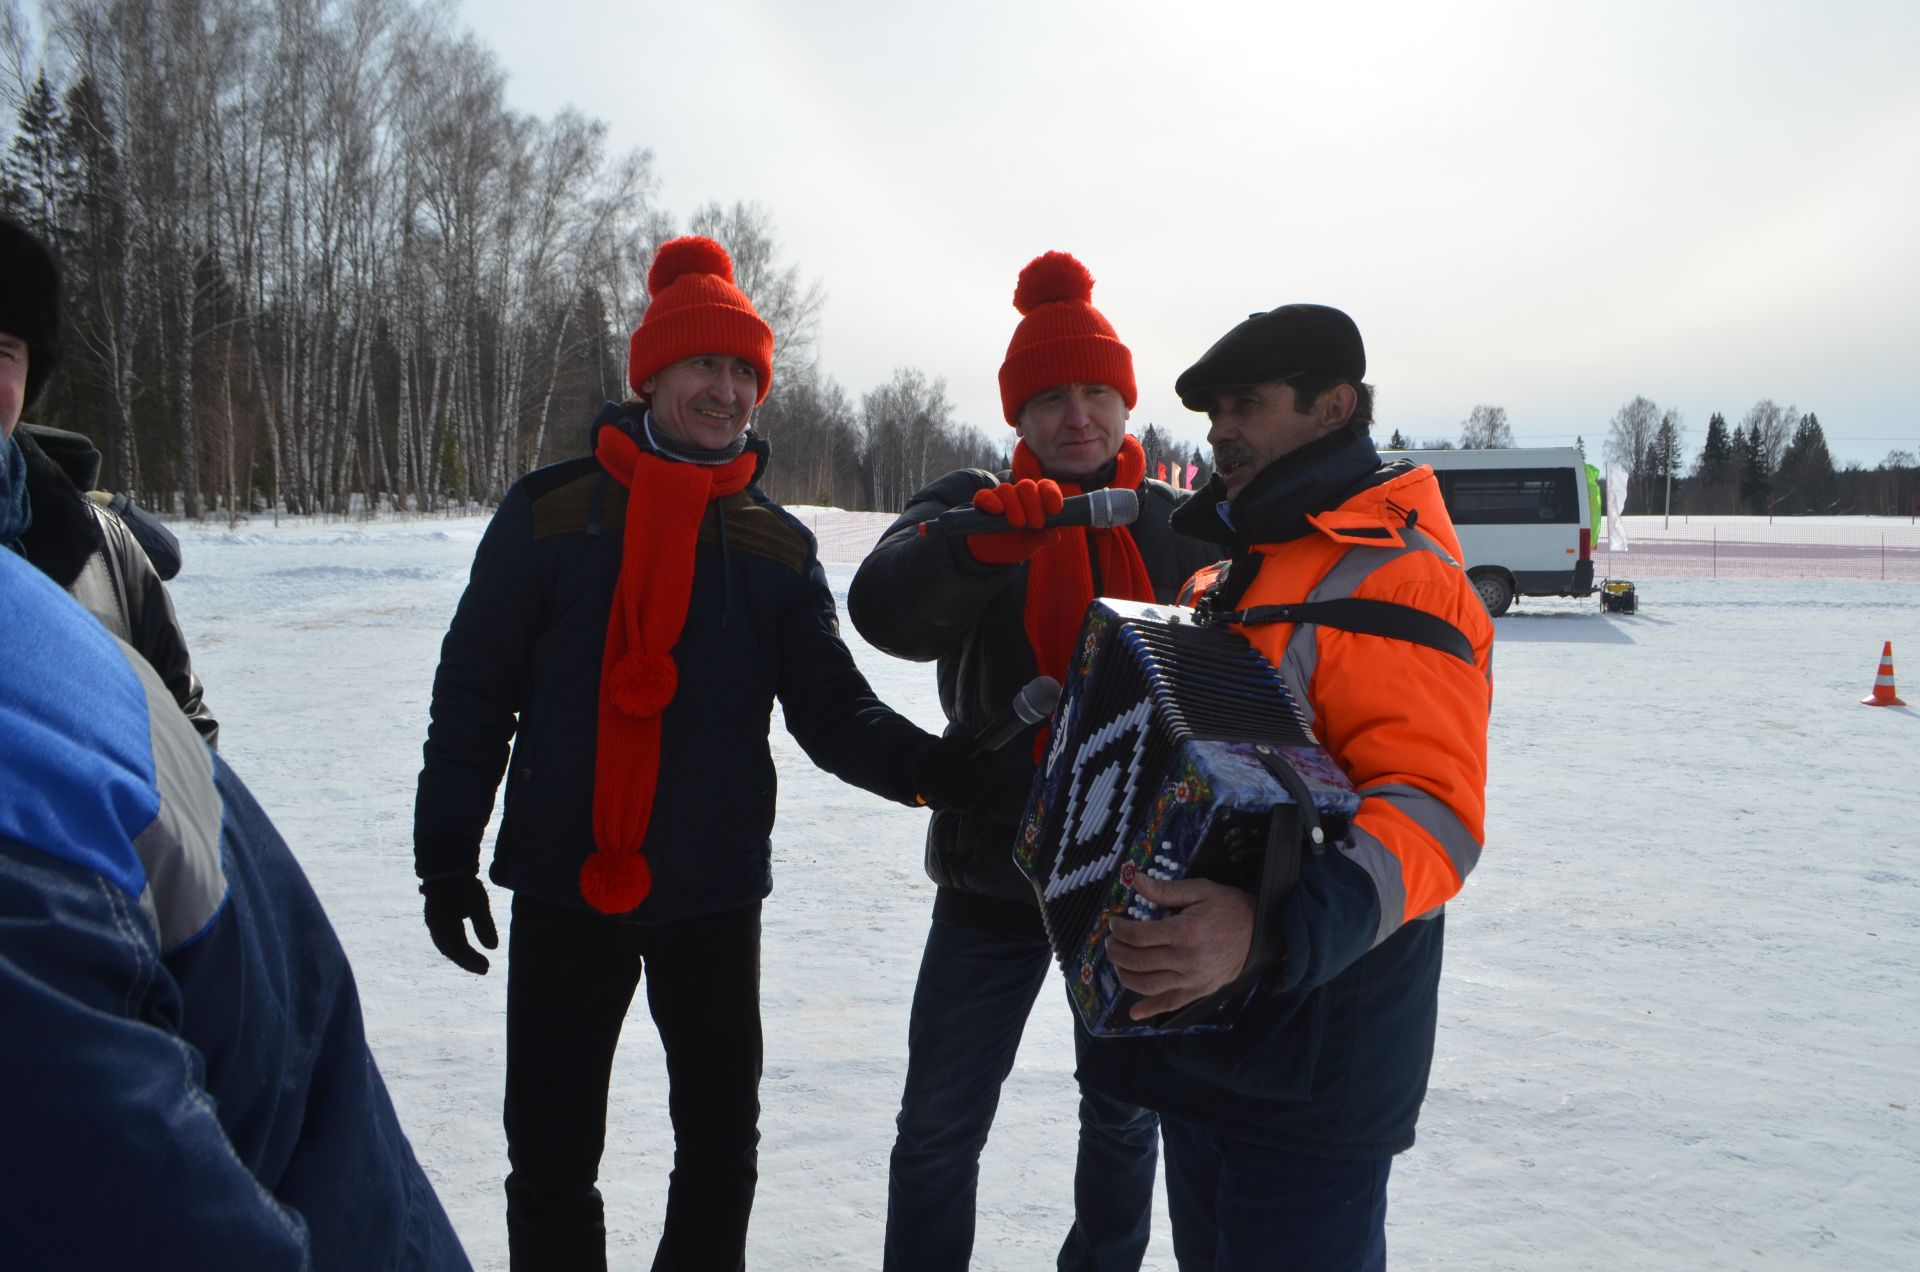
[455, 0, 1918, 468]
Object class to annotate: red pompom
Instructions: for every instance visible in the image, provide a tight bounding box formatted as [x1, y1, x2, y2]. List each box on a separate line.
[1012, 251, 1094, 314]
[580, 849, 653, 914]
[648, 236, 734, 295]
[609, 652, 678, 717]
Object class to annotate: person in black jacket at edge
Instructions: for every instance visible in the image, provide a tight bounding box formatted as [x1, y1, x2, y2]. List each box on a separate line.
[1, 214, 216, 746]
[411, 235, 986, 1272]
[847, 251, 1218, 1272]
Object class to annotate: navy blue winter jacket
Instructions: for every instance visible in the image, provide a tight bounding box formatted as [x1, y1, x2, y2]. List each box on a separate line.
[0, 549, 469, 1269]
[847, 463, 1217, 935]
[413, 403, 932, 923]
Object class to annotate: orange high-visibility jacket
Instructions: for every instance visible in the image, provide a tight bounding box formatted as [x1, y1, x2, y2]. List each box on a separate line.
[1080, 451, 1494, 1155]
[1183, 463, 1493, 953]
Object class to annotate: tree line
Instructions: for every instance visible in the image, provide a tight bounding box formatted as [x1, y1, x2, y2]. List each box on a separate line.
[13, 0, 1904, 522]
[1386, 399, 1917, 517]
[0, 0, 1001, 519]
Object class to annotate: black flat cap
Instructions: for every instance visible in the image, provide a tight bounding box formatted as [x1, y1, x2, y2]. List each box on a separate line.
[1174, 303, 1364, 411]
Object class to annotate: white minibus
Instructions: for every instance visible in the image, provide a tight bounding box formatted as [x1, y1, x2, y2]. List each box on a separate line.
[1377, 446, 1596, 616]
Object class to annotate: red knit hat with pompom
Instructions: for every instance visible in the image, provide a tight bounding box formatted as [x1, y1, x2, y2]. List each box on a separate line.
[996, 251, 1136, 425]
[628, 236, 775, 404]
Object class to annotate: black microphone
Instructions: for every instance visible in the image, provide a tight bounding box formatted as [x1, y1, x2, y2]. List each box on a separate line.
[967, 676, 1062, 759]
[918, 488, 1141, 539]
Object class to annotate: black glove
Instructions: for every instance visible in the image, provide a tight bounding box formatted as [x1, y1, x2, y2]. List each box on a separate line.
[908, 732, 997, 815]
[421, 875, 499, 975]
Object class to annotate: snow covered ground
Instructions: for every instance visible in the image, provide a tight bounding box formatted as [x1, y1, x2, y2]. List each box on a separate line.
[163, 510, 1919, 1270]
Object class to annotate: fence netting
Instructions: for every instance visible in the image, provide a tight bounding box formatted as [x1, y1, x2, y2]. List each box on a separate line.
[1602, 523, 1920, 581]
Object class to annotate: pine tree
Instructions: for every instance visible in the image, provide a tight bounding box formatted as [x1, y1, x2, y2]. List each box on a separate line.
[1736, 424, 1771, 514]
[1697, 413, 1732, 482]
[47, 73, 139, 483]
[1692, 412, 1731, 513]
[1650, 414, 1683, 495]
[2, 72, 80, 249]
[1776, 413, 1835, 514]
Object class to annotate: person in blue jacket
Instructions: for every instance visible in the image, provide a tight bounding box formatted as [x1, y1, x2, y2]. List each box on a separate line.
[0, 546, 471, 1268]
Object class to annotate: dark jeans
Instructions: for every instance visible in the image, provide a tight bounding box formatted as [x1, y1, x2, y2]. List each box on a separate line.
[1160, 1116, 1390, 1272]
[503, 893, 763, 1272]
[884, 917, 1159, 1272]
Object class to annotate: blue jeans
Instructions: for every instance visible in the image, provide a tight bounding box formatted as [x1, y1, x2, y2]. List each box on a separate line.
[885, 918, 1159, 1272]
[1161, 1117, 1390, 1272]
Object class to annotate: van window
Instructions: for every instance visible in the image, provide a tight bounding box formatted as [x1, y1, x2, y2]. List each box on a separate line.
[1440, 468, 1579, 525]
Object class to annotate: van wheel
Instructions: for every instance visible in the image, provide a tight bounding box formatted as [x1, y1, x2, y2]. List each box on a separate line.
[1469, 569, 1513, 618]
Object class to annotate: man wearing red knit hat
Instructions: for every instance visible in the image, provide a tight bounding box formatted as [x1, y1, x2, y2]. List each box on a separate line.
[413, 236, 986, 1271]
[850, 252, 1218, 1271]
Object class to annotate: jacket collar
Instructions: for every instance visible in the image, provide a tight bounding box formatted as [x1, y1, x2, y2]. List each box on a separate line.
[589, 400, 769, 488]
[1172, 427, 1389, 550]
[12, 428, 103, 587]
[20, 423, 103, 489]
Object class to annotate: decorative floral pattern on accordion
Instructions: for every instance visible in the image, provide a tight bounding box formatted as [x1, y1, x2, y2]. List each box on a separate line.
[1015, 598, 1360, 1037]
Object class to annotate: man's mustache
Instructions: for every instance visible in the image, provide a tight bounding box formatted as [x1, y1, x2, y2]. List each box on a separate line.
[1212, 444, 1256, 469]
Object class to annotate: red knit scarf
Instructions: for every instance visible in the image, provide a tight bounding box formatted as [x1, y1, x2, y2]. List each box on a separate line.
[580, 427, 759, 915]
[1016, 433, 1154, 695]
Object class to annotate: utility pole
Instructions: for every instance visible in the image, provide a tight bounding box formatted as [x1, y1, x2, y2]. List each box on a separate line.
[1660, 417, 1675, 529]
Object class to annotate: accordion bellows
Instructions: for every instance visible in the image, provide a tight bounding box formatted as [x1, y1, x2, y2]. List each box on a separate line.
[1015, 599, 1361, 1036]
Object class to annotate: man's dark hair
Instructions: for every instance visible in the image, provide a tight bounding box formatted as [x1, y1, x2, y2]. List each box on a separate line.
[1289, 374, 1375, 433]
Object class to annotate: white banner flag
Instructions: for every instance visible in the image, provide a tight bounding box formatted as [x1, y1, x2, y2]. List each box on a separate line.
[1605, 465, 1629, 553]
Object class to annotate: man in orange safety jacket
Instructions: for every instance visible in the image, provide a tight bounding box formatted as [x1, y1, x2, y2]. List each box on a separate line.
[1084, 303, 1494, 1271]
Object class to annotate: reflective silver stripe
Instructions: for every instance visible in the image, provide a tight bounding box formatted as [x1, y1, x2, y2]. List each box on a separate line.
[1312, 525, 1462, 603]
[1278, 636, 1319, 731]
[1340, 825, 1406, 947]
[1274, 529, 1468, 726]
[1360, 780, 1482, 884]
[1394, 525, 1495, 689]
[1401, 524, 1462, 570]
[114, 637, 227, 953]
[1274, 527, 1478, 947]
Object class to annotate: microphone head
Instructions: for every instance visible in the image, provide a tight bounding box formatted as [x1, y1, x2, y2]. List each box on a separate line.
[1088, 488, 1141, 529]
[1013, 676, 1063, 725]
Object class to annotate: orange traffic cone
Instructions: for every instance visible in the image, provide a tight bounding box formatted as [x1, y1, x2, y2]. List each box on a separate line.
[1861, 641, 1907, 707]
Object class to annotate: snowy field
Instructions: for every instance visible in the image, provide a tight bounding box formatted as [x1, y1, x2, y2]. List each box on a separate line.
[163, 510, 1919, 1271]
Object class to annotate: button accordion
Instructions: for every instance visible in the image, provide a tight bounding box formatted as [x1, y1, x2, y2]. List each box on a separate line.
[1013, 598, 1361, 1036]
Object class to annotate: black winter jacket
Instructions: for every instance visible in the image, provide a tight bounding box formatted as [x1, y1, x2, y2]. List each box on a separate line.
[12, 428, 217, 747]
[22, 424, 183, 579]
[847, 464, 1218, 936]
[413, 403, 934, 925]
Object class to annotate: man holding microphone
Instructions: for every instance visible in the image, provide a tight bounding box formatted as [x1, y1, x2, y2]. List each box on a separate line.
[850, 251, 1217, 1271]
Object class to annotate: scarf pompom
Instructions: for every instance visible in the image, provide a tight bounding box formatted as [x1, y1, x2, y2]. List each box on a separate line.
[580, 848, 654, 914]
[609, 651, 678, 718]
